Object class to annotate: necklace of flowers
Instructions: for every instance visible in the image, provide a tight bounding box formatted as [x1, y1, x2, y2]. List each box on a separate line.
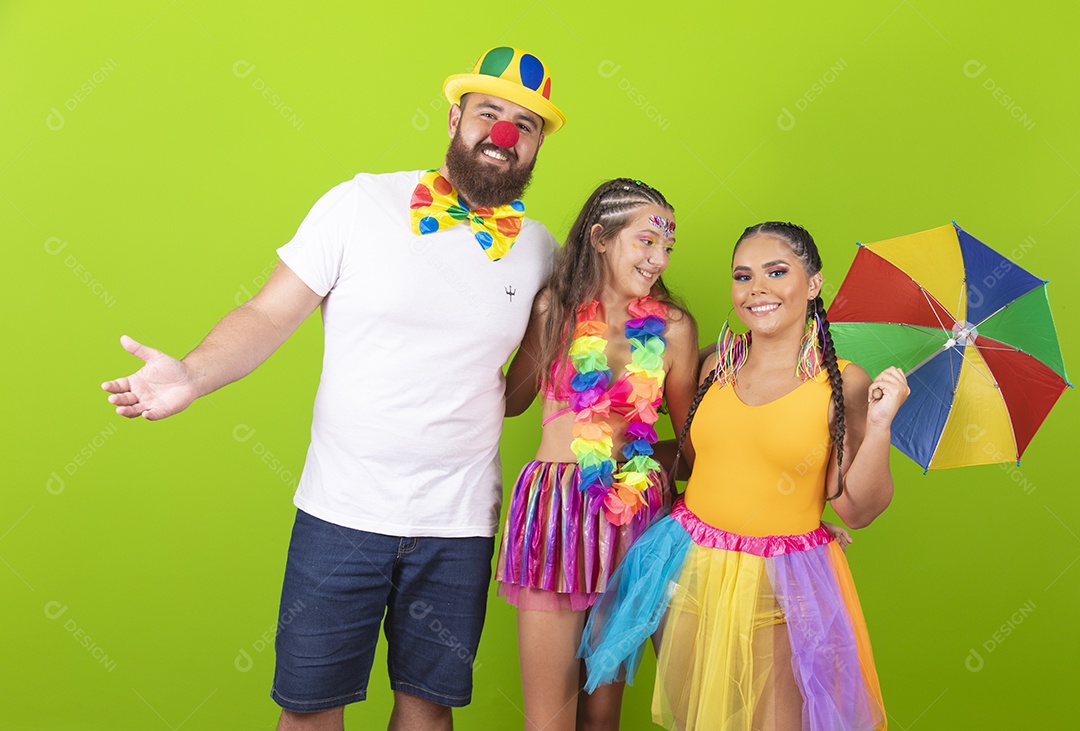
[567, 296, 668, 526]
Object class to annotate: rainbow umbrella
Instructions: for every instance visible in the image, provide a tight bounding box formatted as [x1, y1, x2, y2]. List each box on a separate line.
[828, 222, 1071, 470]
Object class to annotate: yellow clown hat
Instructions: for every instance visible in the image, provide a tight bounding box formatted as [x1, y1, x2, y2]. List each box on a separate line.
[444, 46, 565, 134]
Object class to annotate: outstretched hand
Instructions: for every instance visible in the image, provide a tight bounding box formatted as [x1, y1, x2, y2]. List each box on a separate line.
[867, 366, 910, 430]
[101, 335, 199, 420]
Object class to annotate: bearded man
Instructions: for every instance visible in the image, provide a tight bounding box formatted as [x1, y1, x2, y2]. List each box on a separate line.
[101, 47, 565, 730]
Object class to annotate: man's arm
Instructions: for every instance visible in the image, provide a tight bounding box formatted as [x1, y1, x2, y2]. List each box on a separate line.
[504, 289, 549, 417]
[102, 261, 324, 420]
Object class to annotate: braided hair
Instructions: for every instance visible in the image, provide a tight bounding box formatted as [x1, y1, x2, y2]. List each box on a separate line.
[669, 369, 715, 484]
[539, 178, 680, 393]
[670, 222, 847, 500]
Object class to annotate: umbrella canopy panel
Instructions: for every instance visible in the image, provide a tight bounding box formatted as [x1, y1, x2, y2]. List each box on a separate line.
[889, 343, 965, 468]
[926, 345, 1016, 469]
[977, 285, 1068, 381]
[861, 224, 968, 323]
[957, 226, 1044, 325]
[828, 223, 1070, 470]
[978, 337, 1071, 457]
[830, 245, 955, 330]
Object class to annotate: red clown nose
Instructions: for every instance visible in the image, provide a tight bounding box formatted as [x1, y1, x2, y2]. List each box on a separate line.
[490, 120, 519, 149]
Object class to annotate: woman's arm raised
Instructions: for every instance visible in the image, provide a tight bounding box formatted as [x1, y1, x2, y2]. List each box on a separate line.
[827, 365, 910, 529]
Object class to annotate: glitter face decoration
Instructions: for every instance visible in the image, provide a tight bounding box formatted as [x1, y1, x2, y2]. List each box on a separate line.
[648, 214, 676, 238]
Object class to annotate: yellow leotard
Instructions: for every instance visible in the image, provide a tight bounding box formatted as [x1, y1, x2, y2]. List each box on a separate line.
[684, 360, 851, 536]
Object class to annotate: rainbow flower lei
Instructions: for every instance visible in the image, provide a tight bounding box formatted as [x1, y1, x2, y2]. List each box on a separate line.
[568, 296, 668, 525]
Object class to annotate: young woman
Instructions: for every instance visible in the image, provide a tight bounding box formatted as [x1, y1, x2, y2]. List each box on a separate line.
[498, 178, 700, 730]
[580, 221, 909, 731]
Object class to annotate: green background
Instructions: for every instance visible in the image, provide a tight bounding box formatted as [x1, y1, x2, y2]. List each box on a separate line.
[3, 1, 1077, 728]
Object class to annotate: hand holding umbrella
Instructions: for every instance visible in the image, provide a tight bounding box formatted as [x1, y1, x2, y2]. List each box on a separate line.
[867, 366, 911, 430]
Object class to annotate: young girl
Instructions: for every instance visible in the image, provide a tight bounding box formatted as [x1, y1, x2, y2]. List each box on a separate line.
[497, 178, 700, 730]
[580, 222, 909, 731]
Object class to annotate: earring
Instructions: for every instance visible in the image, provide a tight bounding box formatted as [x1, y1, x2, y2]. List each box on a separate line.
[796, 303, 822, 380]
[715, 313, 750, 386]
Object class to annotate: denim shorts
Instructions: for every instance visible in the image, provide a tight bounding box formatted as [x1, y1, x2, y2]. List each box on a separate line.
[270, 510, 494, 712]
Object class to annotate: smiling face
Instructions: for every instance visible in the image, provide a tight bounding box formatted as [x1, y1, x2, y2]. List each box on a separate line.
[594, 205, 676, 300]
[731, 232, 822, 338]
[443, 93, 544, 208]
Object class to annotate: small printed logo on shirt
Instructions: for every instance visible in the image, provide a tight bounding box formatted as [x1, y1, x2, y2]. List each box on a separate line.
[505, 285, 516, 302]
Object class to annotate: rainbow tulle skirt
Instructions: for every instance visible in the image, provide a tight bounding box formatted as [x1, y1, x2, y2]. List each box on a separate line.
[579, 498, 887, 731]
[495, 460, 664, 611]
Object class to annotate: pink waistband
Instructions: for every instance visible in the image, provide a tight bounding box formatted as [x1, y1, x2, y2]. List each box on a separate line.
[670, 498, 833, 558]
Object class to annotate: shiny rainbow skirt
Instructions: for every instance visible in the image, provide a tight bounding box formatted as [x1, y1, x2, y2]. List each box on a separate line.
[580, 498, 887, 730]
[496, 460, 664, 611]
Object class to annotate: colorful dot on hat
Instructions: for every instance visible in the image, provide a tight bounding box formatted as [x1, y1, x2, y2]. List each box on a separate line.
[418, 216, 440, 234]
[475, 230, 494, 249]
[519, 54, 544, 91]
[542, 77, 551, 100]
[479, 46, 514, 78]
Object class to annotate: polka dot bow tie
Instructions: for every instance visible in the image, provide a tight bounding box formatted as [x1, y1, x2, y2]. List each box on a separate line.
[409, 171, 525, 261]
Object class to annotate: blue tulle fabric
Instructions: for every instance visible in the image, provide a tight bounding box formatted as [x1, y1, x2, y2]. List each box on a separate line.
[578, 513, 691, 693]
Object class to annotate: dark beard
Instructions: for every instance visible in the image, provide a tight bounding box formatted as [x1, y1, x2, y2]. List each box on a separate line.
[444, 132, 536, 209]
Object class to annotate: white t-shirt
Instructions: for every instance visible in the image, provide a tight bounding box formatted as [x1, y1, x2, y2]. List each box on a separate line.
[277, 170, 556, 537]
